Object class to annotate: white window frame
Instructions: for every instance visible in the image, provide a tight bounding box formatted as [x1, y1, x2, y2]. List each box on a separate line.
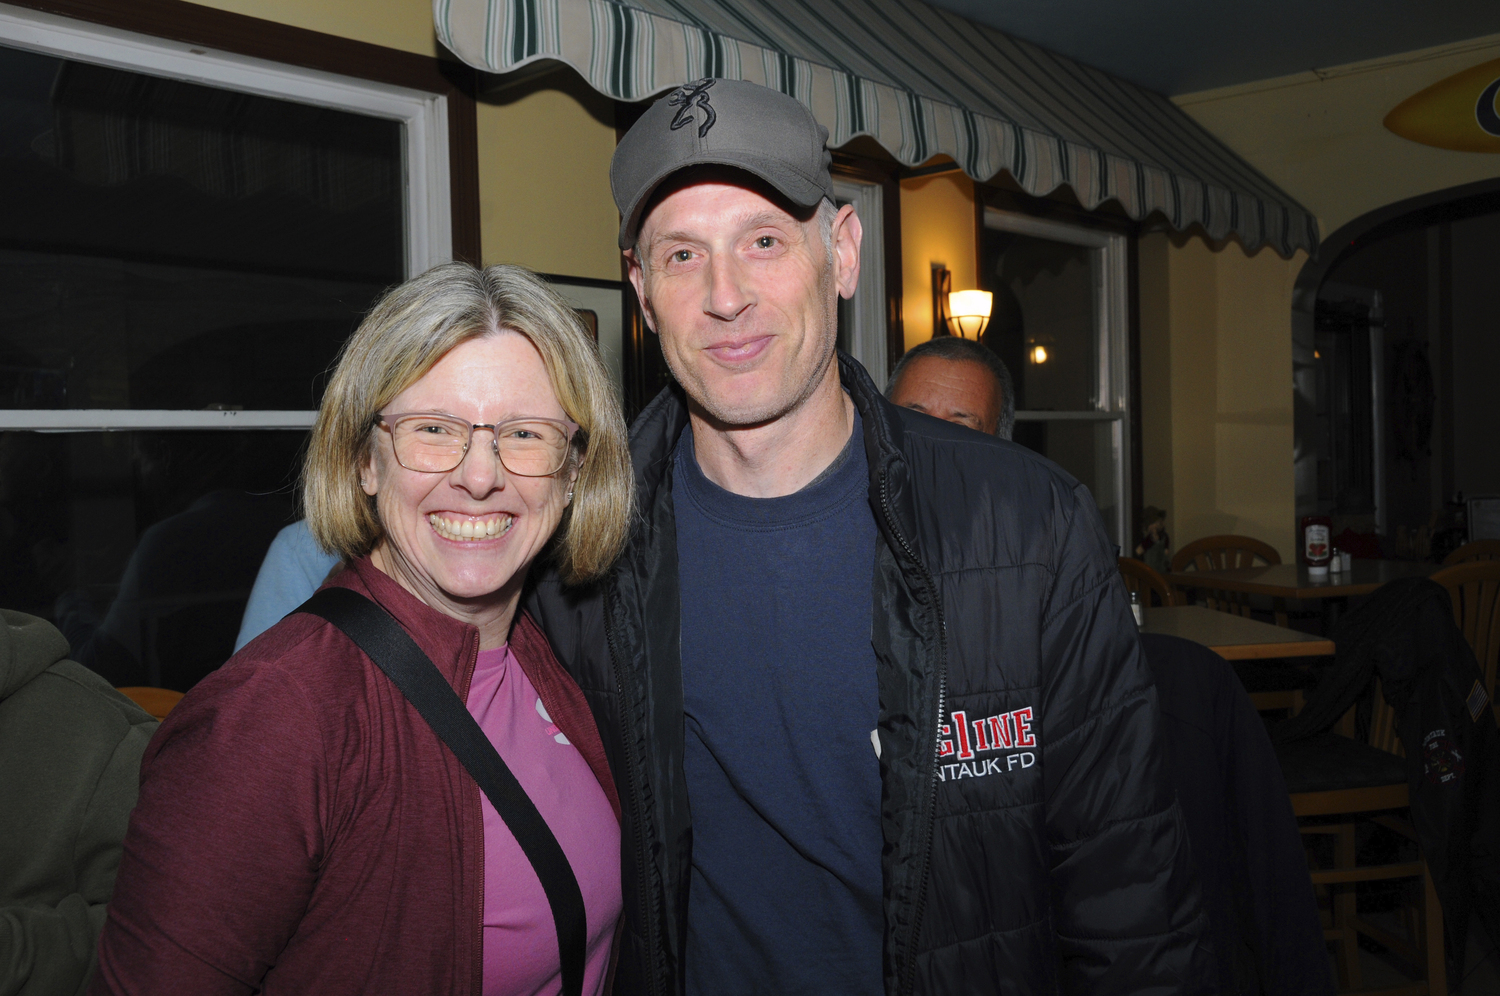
[0, 2, 452, 431]
[832, 176, 888, 389]
[984, 206, 1130, 545]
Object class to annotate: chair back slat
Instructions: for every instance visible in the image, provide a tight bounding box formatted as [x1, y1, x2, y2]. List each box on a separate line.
[1443, 539, 1500, 566]
[1170, 535, 1281, 620]
[1431, 561, 1500, 711]
[1118, 557, 1174, 607]
[115, 685, 184, 720]
[1369, 678, 1404, 758]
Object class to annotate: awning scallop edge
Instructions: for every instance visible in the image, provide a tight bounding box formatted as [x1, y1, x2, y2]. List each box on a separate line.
[435, 0, 1320, 256]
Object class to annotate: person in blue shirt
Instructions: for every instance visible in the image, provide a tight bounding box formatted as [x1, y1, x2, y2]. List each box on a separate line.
[233, 520, 339, 651]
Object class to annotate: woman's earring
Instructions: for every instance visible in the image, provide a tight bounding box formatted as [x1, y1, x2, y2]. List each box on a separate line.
[565, 486, 575, 505]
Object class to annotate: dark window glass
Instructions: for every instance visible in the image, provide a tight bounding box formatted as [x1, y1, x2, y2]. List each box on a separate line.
[2, 429, 306, 691]
[0, 41, 405, 690]
[0, 44, 403, 410]
[1313, 299, 1376, 513]
[1010, 420, 1119, 536]
[982, 225, 1119, 545]
[980, 228, 1099, 412]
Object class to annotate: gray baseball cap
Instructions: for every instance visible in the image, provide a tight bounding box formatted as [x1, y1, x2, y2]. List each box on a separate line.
[611, 78, 836, 249]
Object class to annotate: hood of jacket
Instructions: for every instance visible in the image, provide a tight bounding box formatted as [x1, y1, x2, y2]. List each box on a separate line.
[0, 609, 73, 702]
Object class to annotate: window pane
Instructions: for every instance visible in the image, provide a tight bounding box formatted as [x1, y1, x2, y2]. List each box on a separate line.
[1012, 420, 1119, 545]
[980, 228, 1099, 411]
[0, 429, 307, 691]
[0, 44, 403, 410]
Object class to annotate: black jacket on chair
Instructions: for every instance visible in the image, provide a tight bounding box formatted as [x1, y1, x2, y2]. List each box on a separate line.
[525, 355, 1213, 996]
[1274, 577, 1500, 979]
[1142, 632, 1332, 995]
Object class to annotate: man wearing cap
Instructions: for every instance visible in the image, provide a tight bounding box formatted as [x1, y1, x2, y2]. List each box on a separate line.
[526, 78, 1211, 995]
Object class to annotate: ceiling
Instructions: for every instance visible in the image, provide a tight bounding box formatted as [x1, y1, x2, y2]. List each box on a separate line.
[924, 0, 1500, 96]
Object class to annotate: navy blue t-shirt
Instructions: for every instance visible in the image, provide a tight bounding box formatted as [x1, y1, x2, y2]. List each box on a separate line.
[674, 411, 884, 996]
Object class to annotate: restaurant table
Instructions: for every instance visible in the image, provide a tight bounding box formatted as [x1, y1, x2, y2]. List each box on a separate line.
[1140, 605, 1335, 659]
[1163, 559, 1437, 601]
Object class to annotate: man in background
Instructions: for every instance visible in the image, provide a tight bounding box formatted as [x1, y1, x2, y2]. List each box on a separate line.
[886, 335, 1015, 439]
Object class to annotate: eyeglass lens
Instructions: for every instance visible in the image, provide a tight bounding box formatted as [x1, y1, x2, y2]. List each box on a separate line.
[389, 415, 569, 476]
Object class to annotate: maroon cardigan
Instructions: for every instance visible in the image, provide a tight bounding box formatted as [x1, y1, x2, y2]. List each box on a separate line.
[92, 557, 620, 996]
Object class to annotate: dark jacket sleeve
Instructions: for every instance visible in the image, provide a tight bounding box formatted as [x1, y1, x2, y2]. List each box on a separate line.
[91, 660, 329, 996]
[1039, 483, 1213, 994]
[0, 669, 156, 996]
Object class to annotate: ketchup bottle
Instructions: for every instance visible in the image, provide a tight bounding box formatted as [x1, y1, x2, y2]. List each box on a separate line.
[1301, 514, 1333, 577]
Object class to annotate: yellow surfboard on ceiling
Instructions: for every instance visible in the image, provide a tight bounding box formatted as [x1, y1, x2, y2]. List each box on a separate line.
[1384, 57, 1500, 153]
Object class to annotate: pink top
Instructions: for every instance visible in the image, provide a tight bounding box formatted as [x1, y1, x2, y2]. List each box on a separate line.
[466, 645, 622, 996]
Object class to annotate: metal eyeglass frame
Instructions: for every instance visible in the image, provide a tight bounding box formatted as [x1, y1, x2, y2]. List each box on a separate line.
[374, 412, 580, 477]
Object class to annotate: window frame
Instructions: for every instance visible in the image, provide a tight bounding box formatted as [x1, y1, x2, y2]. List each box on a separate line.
[832, 174, 890, 389]
[982, 204, 1133, 546]
[0, 0, 480, 432]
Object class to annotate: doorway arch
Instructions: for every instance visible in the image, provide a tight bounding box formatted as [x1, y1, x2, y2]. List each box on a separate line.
[1291, 176, 1500, 524]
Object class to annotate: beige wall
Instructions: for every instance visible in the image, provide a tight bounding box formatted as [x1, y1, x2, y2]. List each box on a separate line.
[186, 0, 621, 280]
[1139, 233, 1303, 557]
[1175, 33, 1500, 238]
[899, 172, 977, 350]
[187, 0, 440, 56]
[477, 79, 621, 280]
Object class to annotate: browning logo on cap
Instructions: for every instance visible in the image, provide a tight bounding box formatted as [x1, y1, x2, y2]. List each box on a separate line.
[668, 78, 718, 138]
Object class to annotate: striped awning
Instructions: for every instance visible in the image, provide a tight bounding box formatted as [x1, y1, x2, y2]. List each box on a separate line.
[435, 0, 1319, 256]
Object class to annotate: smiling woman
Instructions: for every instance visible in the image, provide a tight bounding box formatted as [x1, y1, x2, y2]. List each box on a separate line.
[93, 263, 634, 996]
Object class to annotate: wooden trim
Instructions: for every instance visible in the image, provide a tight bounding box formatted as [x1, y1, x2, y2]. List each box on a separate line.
[974, 182, 1138, 238]
[539, 273, 624, 290]
[1309, 861, 1424, 885]
[1127, 234, 1143, 543]
[618, 253, 669, 421]
[4, 0, 481, 262]
[614, 99, 663, 418]
[1164, 561, 1438, 600]
[1220, 638, 1335, 660]
[832, 152, 903, 374]
[1291, 784, 1409, 817]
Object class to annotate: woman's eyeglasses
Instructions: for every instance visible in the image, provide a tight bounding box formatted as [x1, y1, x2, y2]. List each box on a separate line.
[375, 412, 579, 477]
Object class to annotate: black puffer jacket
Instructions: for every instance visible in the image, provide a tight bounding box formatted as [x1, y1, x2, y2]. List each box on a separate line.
[526, 355, 1212, 995]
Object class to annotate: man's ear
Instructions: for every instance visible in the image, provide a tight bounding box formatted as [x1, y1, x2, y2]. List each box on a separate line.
[831, 204, 862, 301]
[623, 249, 660, 334]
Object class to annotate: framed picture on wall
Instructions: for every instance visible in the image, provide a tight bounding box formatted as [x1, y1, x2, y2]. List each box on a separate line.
[541, 274, 622, 392]
[575, 309, 599, 342]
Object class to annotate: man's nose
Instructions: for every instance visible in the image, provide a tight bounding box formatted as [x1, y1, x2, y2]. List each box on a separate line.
[703, 252, 751, 321]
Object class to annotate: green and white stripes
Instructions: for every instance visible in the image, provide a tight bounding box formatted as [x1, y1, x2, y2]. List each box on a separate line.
[435, 0, 1319, 255]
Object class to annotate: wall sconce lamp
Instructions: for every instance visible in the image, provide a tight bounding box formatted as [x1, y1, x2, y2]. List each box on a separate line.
[1030, 345, 1049, 364]
[930, 263, 993, 339]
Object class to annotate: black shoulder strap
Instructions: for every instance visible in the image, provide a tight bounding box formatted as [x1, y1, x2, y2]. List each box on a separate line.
[297, 587, 585, 996]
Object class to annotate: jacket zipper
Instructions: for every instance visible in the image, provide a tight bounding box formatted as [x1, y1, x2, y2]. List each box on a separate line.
[879, 471, 947, 996]
[603, 590, 665, 996]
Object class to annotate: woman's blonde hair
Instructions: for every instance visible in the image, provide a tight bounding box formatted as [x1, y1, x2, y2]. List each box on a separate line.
[303, 262, 632, 584]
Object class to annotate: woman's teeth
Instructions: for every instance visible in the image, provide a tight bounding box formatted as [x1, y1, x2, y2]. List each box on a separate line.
[428, 514, 514, 541]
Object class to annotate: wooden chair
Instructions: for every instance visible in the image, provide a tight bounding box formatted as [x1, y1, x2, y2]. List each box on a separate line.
[116, 686, 185, 720]
[1276, 682, 1445, 994]
[1442, 539, 1500, 566]
[1171, 534, 1286, 626]
[1429, 560, 1500, 722]
[1117, 557, 1174, 607]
